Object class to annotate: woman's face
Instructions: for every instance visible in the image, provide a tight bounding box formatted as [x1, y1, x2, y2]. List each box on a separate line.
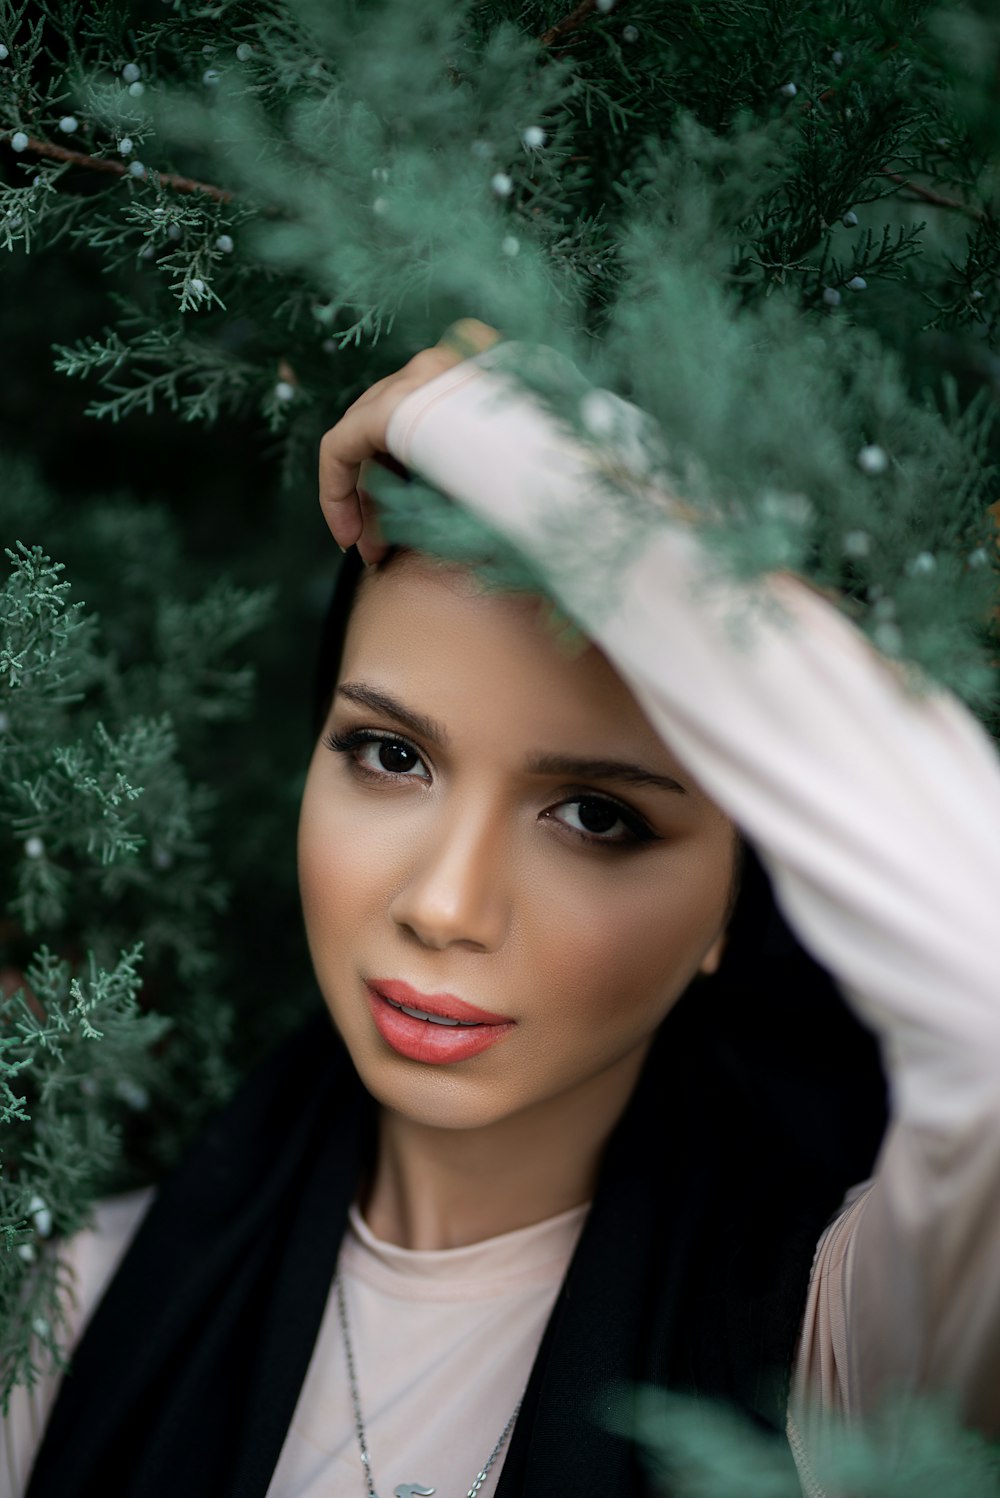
[298, 555, 737, 1132]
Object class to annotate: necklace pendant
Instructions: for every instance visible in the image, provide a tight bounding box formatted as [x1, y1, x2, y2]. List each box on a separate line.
[393, 1487, 435, 1498]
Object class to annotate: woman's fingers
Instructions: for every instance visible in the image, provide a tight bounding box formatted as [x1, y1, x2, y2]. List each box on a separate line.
[318, 321, 502, 554]
[317, 363, 442, 551]
[318, 395, 388, 550]
[355, 461, 387, 566]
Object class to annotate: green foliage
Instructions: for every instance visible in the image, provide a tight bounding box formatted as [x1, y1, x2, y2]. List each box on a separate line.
[2, 0, 997, 713]
[372, 316, 999, 713]
[0, 462, 272, 1413]
[619, 1385, 1000, 1496]
[0, 944, 167, 1407]
[53, 323, 261, 425]
[492, 271, 1000, 711]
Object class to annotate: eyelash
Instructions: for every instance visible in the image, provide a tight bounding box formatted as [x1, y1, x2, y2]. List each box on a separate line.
[322, 728, 659, 850]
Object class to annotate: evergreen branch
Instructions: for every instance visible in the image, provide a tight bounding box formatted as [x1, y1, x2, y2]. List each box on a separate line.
[800, 45, 901, 115]
[0, 133, 234, 204]
[53, 324, 261, 425]
[537, 0, 600, 49]
[878, 169, 987, 222]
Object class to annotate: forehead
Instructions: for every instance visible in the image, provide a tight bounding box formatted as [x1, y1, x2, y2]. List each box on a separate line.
[339, 557, 671, 763]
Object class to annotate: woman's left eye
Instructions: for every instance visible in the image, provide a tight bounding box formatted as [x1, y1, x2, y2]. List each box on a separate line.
[549, 796, 654, 846]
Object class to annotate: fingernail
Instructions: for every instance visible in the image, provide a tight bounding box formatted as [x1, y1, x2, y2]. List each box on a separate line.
[336, 542, 347, 554]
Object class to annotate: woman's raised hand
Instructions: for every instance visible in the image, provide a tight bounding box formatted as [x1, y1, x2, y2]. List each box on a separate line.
[318, 319, 501, 565]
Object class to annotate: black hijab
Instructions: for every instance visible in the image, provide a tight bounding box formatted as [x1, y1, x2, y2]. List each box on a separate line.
[26, 546, 888, 1498]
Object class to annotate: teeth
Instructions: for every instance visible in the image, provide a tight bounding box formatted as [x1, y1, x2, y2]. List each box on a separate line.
[400, 1002, 459, 1026]
[386, 997, 481, 1028]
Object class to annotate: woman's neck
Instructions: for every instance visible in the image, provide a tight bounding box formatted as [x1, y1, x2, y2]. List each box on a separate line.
[361, 1044, 650, 1250]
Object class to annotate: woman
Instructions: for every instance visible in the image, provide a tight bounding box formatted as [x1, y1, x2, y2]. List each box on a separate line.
[8, 326, 1000, 1498]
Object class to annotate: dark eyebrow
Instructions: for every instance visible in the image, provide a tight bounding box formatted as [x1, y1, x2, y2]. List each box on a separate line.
[335, 682, 450, 747]
[525, 753, 689, 796]
[335, 681, 687, 796]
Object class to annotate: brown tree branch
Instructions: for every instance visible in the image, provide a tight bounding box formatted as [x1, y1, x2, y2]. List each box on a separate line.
[878, 169, 986, 222]
[795, 46, 986, 224]
[1, 131, 234, 203]
[537, 0, 600, 49]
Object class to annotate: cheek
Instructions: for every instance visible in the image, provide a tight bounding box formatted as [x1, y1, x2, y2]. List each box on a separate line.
[520, 831, 732, 1039]
[297, 760, 384, 963]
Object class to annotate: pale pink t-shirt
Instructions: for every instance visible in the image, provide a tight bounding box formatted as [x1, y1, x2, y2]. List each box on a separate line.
[1, 1192, 588, 1498]
[266, 1200, 588, 1498]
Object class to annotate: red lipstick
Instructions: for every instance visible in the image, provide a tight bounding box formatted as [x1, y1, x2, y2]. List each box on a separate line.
[366, 979, 515, 1065]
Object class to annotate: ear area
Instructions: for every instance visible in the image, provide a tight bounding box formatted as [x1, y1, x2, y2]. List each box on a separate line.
[698, 930, 728, 977]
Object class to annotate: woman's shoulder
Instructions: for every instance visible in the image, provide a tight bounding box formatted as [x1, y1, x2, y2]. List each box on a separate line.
[1, 1186, 157, 1498]
[59, 1185, 158, 1350]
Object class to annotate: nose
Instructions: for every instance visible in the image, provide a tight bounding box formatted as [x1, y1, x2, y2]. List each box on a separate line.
[388, 798, 510, 953]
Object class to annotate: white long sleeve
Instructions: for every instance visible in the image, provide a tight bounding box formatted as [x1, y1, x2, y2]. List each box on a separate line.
[386, 351, 1000, 1437]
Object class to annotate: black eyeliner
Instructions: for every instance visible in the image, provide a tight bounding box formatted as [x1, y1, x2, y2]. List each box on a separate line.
[323, 727, 409, 754]
[552, 791, 661, 848]
[323, 728, 659, 848]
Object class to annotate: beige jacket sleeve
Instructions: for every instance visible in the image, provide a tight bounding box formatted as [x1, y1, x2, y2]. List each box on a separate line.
[386, 351, 1000, 1439]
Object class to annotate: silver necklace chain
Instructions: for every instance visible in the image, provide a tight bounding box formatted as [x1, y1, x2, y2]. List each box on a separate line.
[335, 1273, 522, 1498]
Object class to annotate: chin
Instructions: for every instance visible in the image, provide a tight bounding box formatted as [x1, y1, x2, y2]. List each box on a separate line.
[366, 1054, 519, 1131]
[330, 1018, 515, 1130]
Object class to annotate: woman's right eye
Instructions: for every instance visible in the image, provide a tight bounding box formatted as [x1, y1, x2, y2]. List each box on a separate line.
[357, 737, 426, 777]
[324, 729, 430, 782]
